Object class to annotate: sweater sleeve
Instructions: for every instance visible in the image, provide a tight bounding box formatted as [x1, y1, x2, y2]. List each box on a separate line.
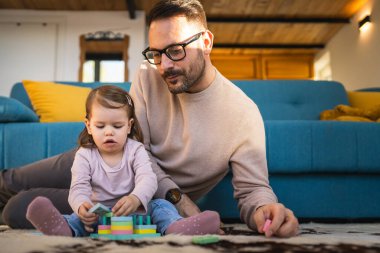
[230, 103, 278, 230]
[130, 64, 179, 199]
[68, 149, 93, 215]
[130, 144, 158, 212]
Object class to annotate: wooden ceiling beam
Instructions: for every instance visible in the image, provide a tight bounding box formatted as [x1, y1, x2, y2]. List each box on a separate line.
[125, 0, 136, 19]
[207, 17, 349, 24]
[213, 43, 325, 49]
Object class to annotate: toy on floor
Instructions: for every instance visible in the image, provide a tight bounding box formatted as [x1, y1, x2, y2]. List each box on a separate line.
[88, 203, 160, 240]
[263, 219, 272, 232]
[192, 235, 220, 245]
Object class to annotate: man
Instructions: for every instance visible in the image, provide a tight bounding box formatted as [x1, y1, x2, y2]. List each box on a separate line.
[0, 0, 298, 237]
[131, 0, 298, 237]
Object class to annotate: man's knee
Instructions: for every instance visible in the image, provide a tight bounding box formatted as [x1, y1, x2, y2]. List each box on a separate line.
[2, 188, 71, 229]
[2, 191, 34, 228]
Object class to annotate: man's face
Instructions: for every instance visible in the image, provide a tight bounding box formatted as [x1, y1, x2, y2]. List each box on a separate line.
[149, 16, 206, 94]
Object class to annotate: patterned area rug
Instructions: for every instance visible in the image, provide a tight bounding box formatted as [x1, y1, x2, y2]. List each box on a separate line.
[1, 223, 380, 253]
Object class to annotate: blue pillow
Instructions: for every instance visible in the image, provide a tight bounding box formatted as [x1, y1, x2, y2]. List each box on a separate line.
[0, 96, 39, 122]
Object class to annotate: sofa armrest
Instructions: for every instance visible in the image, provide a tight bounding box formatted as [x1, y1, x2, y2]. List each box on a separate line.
[0, 96, 39, 122]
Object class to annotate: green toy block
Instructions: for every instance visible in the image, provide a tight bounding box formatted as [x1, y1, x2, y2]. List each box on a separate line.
[192, 235, 219, 245]
[146, 215, 151, 225]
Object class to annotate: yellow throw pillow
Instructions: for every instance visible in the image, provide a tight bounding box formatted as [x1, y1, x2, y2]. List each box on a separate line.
[348, 91, 380, 110]
[23, 80, 91, 122]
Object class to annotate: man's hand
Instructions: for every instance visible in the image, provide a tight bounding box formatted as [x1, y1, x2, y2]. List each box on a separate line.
[112, 194, 141, 216]
[78, 202, 98, 232]
[253, 203, 299, 238]
[174, 193, 201, 217]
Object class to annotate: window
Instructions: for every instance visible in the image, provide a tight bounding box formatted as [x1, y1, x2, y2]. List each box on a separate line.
[79, 32, 129, 82]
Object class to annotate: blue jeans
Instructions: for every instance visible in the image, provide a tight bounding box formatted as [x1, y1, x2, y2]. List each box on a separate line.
[63, 199, 182, 237]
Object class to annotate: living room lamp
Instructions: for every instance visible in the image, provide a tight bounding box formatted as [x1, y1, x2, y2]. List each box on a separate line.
[358, 15, 371, 32]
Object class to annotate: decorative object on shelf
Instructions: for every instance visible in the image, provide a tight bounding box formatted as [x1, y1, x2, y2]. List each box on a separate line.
[84, 31, 124, 41]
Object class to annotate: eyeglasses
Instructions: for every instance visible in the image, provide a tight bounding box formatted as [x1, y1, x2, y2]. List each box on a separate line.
[142, 32, 204, 65]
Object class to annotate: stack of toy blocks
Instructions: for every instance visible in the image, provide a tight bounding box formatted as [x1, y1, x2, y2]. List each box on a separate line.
[89, 203, 160, 240]
[133, 215, 157, 235]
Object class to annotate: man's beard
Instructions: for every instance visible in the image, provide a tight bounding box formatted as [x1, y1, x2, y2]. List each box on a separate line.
[162, 50, 206, 94]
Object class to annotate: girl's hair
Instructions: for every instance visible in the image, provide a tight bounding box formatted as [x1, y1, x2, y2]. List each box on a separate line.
[147, 0, 207, 29]
[78, 85, 144, 148]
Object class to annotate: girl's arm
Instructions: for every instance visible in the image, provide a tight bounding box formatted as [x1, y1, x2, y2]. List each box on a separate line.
[114, 143, 158, 214]
[68, 149, 94, 215]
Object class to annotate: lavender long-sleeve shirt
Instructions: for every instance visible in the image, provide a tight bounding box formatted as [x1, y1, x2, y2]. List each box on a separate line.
[68, 138, 157, 215]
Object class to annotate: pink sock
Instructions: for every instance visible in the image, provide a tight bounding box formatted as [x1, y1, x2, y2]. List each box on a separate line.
[165, 210, 220, 235]
[26, 196, 72, 236]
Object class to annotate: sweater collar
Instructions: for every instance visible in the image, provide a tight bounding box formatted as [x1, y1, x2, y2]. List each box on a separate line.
[178, 68, 221, 101]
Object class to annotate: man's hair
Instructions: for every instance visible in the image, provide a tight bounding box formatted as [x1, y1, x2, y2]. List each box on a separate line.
[147, 0, 207, 29]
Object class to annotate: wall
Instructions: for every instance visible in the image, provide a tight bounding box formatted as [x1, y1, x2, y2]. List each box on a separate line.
[317, 0, 380, 90]
[0, 10, 146, 96]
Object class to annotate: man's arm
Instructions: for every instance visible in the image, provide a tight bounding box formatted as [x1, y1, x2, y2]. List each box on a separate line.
[230, 103, 298, 237]
[230, 103, 277, 229]
[129, 68, 179, 200]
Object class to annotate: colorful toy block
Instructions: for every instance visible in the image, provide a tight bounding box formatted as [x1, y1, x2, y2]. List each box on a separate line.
[89, 203, 160, 240]
[263, 219, 272, 232]
[89, 203, 111, 216]
[192, 235, 220, 245]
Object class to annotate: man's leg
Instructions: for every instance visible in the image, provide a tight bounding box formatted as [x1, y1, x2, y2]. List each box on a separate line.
[0, 148, 77, 208]
[3, 188, 71, 228]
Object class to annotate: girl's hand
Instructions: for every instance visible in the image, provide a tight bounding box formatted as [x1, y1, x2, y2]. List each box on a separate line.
[112, 195, 141, 216]
[78, 202, 98, 232]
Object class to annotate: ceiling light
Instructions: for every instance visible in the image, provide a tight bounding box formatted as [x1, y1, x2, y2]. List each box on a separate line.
[358, 15, 371, 31]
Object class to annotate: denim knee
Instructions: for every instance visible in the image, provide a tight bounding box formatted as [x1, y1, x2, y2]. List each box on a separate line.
[148, 199, 182, 234]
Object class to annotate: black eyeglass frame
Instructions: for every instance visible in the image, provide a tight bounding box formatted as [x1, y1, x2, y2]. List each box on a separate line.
[142, 31, 204, 65]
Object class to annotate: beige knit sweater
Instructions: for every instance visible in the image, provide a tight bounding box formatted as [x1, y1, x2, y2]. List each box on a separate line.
[130, 62, 277, 229]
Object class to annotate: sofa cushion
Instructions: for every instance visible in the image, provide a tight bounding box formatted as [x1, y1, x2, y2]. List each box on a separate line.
[0, 122, 83, 169]
[348, 91, 380, 109]
[11, 82, 131, 110]
[233, 80, 349, 120]
[265, 120, 380, 173]
[0, 96, 39, 122]
[23, 80, 91, 122]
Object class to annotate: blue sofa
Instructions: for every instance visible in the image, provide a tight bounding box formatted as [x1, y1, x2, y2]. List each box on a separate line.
[1, 80, 380, 222]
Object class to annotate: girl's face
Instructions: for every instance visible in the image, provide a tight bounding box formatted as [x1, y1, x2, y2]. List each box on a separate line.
[85, 100, 133, 157]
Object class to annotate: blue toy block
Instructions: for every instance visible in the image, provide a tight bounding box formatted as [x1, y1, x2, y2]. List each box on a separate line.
[111, 216, 133, 222]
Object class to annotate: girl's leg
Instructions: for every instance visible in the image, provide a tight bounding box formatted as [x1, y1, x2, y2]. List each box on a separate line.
[148, 199, 220, 235]
[148, 199, 182, 234]
[26, 196, 73, 236]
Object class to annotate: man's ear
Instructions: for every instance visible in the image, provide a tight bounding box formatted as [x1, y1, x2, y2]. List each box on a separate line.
[202, 30, 214, 55]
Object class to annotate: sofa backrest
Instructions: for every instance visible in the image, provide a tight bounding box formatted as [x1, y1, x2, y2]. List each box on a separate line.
[233, 80, 349, 120]
[10, 82, 131, 110]
[11, 80, 349, 121]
